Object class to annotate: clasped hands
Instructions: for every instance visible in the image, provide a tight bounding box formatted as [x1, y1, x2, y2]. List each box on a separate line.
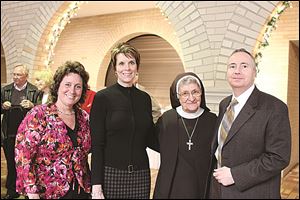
[2, 100, 34, 110]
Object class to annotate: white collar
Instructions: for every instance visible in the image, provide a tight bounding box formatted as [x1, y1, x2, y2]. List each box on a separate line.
[233, 84, 255, 107]
[14, 82, 27, 91]
[176, 106, 204, 119]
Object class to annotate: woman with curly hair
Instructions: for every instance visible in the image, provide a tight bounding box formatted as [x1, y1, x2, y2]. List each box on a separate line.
[15, 61, 91, 199]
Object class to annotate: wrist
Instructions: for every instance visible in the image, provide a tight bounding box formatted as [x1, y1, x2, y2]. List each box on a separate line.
[91, 184, 103, 197]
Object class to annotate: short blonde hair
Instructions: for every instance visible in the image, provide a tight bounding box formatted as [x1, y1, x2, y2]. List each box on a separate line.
[34, 69, 53, 86]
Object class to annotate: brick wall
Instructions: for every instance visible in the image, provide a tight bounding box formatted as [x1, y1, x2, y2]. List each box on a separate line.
[51, 8, 181, 91]
[1, 1, 65, 79]
[1, 1, 298, 112]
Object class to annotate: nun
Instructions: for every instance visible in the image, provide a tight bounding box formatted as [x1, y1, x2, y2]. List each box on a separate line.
[153, 72, 217, 199]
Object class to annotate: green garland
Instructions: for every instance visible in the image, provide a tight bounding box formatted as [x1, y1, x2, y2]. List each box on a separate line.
[45, 1, 84, 68]
[254, 1, 292, 72]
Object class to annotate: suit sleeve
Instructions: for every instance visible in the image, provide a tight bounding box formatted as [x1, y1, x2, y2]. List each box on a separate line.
[231, 102, 291, 191]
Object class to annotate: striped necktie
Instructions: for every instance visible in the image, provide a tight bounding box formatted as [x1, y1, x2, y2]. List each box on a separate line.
[217, 98, 238, 168]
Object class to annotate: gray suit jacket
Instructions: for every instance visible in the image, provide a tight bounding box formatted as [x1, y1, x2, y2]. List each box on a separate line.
[209, 86, 291, 199]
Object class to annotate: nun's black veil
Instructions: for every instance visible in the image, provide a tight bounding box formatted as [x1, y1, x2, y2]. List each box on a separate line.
[169, 72, 210, 111]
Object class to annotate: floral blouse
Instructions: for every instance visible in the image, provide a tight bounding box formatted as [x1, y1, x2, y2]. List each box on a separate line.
[15, 104, 91, 199]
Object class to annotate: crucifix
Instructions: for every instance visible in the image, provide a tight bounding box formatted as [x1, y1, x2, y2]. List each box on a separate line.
[186, 139, 193, 150]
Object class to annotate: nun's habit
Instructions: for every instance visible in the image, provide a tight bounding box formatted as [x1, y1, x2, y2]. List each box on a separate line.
[153, 72, 217, 199]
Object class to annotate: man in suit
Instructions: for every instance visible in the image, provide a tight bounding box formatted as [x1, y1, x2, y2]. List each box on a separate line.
[1, 64, 40, 199]
[209, 48, 291, 199]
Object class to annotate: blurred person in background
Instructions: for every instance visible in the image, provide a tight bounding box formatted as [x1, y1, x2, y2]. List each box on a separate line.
[34, 69, 53, 104]
[133, 73, 161, 123]
[81, 85, 96, 114]
[1, 64, 39, 199]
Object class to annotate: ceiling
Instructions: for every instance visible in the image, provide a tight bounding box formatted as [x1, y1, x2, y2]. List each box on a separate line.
[74, 1, 156, 18]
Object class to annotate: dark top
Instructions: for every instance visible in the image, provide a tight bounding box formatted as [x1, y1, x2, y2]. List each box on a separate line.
[7, 88, 27, 136]
[66, 119, 78, 148]
[90, 83, 159, 185]
[153, 109, 217, 199]
[1, 82, 39, 139]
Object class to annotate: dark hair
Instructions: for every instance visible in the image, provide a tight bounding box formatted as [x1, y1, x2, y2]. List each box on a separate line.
[230, 48, 258, 72]
[50, 61, 89, 108]
[110, 42, 140, 71]
[231, 48, 256, 65]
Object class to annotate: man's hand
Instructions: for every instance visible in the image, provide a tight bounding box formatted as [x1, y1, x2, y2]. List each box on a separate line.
[20, 99, 34, 109]
[2, 101, 12, 110]
[213, 166, 235, 186]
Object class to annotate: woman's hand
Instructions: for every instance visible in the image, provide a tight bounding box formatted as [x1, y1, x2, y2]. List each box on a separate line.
[27, 193, 40, 199]
[91, 184, 105, 199]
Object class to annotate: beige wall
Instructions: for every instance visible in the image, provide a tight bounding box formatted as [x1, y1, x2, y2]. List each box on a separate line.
[254, 1, 299, 175]
[286, 42, 299, 175]
[51, 8, 182, 93]
[255, 1, 299, 102]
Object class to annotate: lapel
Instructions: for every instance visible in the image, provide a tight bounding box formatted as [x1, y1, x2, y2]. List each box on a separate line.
[224, 87, 260, 145]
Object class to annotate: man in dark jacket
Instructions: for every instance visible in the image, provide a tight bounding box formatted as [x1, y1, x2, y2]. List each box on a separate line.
[1, 64, 40, 199]
[209, 49, 291, 199]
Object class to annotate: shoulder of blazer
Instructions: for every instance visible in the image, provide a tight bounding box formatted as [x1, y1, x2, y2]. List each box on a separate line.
[219, 95, 232, 113]
[2, 83, 14, 91]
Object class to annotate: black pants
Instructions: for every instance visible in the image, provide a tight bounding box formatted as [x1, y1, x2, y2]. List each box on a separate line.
[3, 137, 19, 196]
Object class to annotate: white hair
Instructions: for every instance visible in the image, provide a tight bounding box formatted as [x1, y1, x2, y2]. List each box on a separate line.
[176, 75, 201, 98]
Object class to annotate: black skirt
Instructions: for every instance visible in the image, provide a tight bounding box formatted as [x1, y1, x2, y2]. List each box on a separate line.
[103, 166, 150, 199]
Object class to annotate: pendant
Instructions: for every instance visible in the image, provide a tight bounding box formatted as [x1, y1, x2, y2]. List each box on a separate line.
[186, 139, 193, 150]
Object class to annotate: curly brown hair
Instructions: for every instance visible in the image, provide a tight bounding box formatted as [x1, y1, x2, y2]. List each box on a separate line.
[50, 61, 89, 108]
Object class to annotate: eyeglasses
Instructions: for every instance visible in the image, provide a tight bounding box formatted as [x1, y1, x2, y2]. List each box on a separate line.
[178, 90, 201, 101]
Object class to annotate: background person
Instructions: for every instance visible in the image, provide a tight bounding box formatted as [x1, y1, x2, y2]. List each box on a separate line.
[133, 73, 162, 170]
[133, 73, 162, 123]
[153, 72, 217, 199]
[34, 69, 53, 104]
[90, 42, 159, 199]
[1, 64, 39, 199]
[15, 61, 91, 199]
[81, 85, 96, 114]
[209, 48, 291, 199]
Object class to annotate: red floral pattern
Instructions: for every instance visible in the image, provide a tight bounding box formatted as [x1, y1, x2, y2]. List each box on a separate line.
[15, 104, 91, 199]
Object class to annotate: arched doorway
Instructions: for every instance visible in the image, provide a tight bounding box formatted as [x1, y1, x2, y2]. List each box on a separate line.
[105, 34, 184, 109]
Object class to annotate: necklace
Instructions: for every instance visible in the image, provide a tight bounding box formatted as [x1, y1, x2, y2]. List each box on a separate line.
[181, 117, 199, 150]
[57, 109, 75, 116]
